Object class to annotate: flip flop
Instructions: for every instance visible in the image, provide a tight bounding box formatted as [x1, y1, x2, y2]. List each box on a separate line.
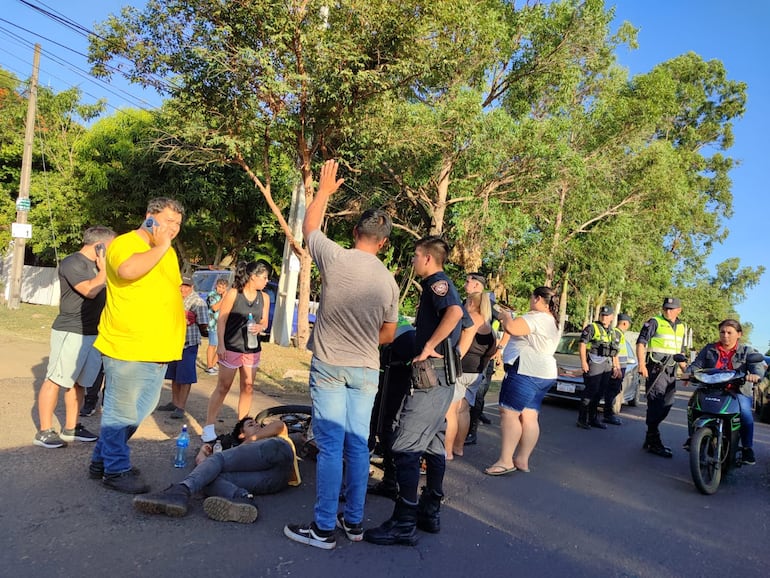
[514, 466, 530, 473]
[483, 465, 517, 476]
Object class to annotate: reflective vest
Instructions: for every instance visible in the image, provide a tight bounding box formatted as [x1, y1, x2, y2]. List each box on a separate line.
[589, 322, 619, 357]
[647, 315, 685, 358]
[614, 328, 628, 365]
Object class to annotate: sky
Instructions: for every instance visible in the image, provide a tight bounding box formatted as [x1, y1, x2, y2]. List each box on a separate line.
[2, 1, 768, 351]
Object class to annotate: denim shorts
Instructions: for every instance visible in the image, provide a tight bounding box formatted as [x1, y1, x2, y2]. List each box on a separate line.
[498, 369, 555, 412]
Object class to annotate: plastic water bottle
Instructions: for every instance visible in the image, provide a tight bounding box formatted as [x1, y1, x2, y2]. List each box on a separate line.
[174, 424, 189, 468]
[213, 439, 223, 454]
[246, 313, 259, 349]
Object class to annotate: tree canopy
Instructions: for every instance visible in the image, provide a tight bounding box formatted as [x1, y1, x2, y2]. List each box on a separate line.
[2, 0, 763, 350]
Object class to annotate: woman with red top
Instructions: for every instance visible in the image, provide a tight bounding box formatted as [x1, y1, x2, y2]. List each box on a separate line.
[686, 319, 763, 464]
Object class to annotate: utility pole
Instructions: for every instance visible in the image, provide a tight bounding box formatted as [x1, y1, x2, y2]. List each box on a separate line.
[7, 44, 41, 309]
[269, 177, 306, 346]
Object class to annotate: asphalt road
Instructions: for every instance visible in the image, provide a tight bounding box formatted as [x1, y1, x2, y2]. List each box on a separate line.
[2, 346, 769, 577]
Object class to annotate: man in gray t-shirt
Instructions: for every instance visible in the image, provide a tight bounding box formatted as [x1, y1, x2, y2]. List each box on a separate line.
[285, 160, 399, 550]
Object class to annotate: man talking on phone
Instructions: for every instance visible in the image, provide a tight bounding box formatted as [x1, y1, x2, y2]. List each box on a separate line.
[90, 197, 187, 494]
[34, 226, 116, 449]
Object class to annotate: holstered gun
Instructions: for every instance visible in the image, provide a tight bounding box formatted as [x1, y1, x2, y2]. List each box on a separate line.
[444, 337, 460, 385]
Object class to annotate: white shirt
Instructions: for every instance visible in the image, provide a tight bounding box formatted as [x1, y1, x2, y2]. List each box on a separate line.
[501, 310, 561, 379]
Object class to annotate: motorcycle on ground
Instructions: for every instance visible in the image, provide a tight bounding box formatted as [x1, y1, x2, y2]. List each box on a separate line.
[684, 352, 764, 495]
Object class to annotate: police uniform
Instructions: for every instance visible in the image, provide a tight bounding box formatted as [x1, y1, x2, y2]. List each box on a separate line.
[637, 298, 686, 457]
[365, 270, 463, 545]
[577, 307, 620, 429]
[603, 324, 629, 425]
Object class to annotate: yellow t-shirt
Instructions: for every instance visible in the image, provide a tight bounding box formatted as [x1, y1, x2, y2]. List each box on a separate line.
[95, 231, 185, 362]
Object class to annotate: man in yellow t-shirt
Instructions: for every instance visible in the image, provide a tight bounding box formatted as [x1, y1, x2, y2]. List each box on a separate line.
[90, 197, 186, 494]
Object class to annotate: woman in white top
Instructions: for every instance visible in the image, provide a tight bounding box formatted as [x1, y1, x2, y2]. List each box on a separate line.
[484, 286, 561, 475]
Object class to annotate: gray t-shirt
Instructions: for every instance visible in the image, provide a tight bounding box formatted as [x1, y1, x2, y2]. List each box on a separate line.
[307, 229, 399, 369]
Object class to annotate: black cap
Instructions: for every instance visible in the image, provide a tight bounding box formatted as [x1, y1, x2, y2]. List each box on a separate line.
[466, 273, 486, 288]
[617, 313, 632, 323]
[662, 297, 682, 310]
[181, 275, 193, 286]
[599, 305, 614, 316]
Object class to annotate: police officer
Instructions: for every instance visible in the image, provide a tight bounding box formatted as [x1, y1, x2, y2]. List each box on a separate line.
[576, 305, 621, 429]
[603, 313, 632, 426]
[364, 236, 464, 546]
[636, 297, 687, 458]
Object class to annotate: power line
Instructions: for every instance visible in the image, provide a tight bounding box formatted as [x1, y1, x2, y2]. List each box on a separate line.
[4, 1, 175, 111]
[0, 28, 157, 112]
[12, 0, 179, 94]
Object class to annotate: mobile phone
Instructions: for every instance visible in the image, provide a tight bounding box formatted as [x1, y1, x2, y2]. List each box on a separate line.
[95, 243, 105, 258]
[142, 216, 158, 233]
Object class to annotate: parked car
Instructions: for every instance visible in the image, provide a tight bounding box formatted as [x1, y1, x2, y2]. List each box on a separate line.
[753, 355, 770, 424]
[191, 269, 316, 337]
[546, 331, 641, 413]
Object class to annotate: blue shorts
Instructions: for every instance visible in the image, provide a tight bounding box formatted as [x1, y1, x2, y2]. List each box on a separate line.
[165, 344, 199, 385]
[208, 329, 218, 347]
[498, 369, 555, 412]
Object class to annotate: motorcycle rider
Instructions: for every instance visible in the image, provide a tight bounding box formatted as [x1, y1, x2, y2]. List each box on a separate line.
[684, 319, 763, 464]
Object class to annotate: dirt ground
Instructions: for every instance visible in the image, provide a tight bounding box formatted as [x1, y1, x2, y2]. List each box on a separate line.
[0, 333, 340, 577]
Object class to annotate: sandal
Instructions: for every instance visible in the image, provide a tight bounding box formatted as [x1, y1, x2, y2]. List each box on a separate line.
[483, 464, 517, 476]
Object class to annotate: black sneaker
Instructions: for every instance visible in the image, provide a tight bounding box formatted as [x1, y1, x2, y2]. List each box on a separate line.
[170, 408, 185, 420]
[742, 447, 756, 465]
[102, 471, 150, 494]
[89, 462, 141, 480]
[336, 513, 364, 542]
[61, 423, 98, 442]
[203, 495, 259, 523]
[156, 402, 178, 412]
[79, 404, 96, 417]
[133, 484, 190, 516]
[33, 429, 67, 448]
[284, 522, 336, 550]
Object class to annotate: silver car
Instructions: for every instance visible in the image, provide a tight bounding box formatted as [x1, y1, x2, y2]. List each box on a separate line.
[547, 331, 641, 413]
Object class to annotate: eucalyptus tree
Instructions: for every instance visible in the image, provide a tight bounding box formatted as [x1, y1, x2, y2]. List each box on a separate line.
[87, 0, 471, 347]
[76, 109, 287, 270]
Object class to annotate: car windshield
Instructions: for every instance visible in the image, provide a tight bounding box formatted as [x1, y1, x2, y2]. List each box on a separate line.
[192, 271, 230, 295]
[556, 335, 581, 355]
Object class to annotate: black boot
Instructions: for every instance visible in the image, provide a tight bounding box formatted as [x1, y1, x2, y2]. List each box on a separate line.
[465, 407, 480, 446]
[576, 401, 591, 429]
[603, 409, 622, 426]
[643, 432, 672, 458]
[133, 483, 190, 516]
[416, 487, 443, 533]
[588, 406, 607, 429]
[363, 498, 418, 546]
[368, 453, 398, 501]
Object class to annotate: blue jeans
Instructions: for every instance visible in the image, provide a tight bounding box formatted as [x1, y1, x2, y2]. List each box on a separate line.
[183, 438, 293, 498]
[309, 356, 378, 531]
[738, 393, 754, 448]
[91, 357, 167, 474]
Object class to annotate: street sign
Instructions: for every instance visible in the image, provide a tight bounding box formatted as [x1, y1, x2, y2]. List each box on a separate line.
[11, 223, 32, 239]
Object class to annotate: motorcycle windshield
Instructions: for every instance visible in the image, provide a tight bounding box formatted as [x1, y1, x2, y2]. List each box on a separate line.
[694, 369, 737, 384]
